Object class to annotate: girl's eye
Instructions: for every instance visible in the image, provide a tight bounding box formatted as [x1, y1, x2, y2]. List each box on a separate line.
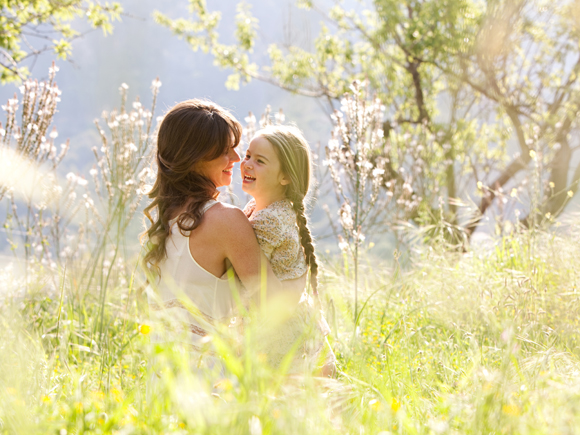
[257, 160, 265, 164]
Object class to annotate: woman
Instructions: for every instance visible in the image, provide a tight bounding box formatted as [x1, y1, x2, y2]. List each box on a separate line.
[142, 99, 305, 374]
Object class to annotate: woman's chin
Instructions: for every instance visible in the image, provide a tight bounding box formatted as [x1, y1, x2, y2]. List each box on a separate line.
[220, 174, 233, 186]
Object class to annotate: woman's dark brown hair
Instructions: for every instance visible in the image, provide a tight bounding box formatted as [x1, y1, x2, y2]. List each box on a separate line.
[142, 99, 242, 273]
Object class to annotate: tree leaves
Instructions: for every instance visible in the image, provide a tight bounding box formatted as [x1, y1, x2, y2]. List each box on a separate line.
[0, 0, 123, 83]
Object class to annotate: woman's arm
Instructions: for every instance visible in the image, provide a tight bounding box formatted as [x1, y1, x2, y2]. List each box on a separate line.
[203, 205, 304, 305]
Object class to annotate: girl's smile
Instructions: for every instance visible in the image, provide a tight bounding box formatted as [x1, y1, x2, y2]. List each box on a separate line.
[241, 135, 289, 211]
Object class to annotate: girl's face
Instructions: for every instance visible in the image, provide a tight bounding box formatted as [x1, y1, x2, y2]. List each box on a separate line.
[241, 135, 289, 205]
[196, 141, 240, 188]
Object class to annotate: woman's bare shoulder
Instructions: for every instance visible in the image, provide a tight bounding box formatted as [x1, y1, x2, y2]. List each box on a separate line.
[204, 202, 253, 232]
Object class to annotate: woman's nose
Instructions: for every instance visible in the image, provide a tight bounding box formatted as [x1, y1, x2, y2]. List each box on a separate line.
[230, 147, 241, 162]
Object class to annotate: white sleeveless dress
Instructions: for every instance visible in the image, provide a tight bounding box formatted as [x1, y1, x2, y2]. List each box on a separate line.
[146, 200, 240, 370]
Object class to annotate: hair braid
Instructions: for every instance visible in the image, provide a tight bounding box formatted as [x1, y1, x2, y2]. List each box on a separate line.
[290, 195, 319, 298]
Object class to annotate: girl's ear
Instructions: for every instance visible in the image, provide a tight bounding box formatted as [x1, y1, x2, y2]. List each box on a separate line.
[280, 175, 291, 186]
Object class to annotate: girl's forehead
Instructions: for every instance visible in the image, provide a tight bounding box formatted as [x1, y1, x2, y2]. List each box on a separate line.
[248, 135, 275, 154]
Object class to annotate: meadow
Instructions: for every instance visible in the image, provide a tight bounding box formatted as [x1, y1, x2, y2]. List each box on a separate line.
[1, 62, 580, 434]
[2, 202, 580, 434]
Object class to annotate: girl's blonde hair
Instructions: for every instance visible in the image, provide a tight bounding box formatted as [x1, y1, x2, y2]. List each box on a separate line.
[257, 125, 320, 297]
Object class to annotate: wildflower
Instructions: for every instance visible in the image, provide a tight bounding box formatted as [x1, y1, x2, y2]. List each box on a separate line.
[249, 416, 262, 435]
[502, 404, 520, 416]
[391, 398, 401, 412]
[477, 181, 483, 190]
[214, 378, 233, 391]
[139, 324, 151, 335]
[111, 388, 123, 403]
[151, 78, 162, 88]
[274, 109, 285, 124]
[369, 398, 381, 411]
[355, 230, 365, 242]
[529, 150, 536, 159]
[549, 181, 555, 188]
[338, 235, 349, 253]
[245, 112, 256, 124]
[568, 190, 574, 198]
[510, 188, 518, 197]
[339, 203, 354, 230]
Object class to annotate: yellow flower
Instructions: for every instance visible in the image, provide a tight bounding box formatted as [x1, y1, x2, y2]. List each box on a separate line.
[529, 150, 536, 159]
[549, 181, 555, 188]
[41, 395, 51, 404]
[369, 242, 375, 249]
[477, 181, 483, 190]
[111, 388, 123, 403]
[90, 391, 105, 401]
[545, 212, 552, 220]
[568, 190, 574, 198]
[391, 398, 401, 413]
[369, 398, 382, 411]
[502, 404, 520, 416]
[138, 324, 151, 335]
[214, 378, 233, 391]
[510, 188, 518, 198]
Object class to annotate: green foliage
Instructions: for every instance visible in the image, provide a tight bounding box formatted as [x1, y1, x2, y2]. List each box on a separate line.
[0, 0, 122, 83]
[156, 0, 580, 242]
[3, 221, 580, 432]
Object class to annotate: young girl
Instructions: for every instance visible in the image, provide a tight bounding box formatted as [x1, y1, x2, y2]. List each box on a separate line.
[241, 124, 335, 376]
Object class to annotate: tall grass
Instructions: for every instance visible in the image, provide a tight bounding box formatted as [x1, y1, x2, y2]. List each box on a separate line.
[2, 218, 580, 433]
[2, 70, 580, 434]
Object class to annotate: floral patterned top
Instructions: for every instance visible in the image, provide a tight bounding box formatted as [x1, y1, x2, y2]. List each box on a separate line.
[243, 198, 308, 281]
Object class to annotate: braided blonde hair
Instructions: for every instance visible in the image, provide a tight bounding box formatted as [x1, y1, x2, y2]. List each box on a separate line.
[257, 125, 320, 297]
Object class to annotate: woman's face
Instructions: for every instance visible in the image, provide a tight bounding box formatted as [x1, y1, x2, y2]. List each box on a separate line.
[196, 141, 241, 188]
